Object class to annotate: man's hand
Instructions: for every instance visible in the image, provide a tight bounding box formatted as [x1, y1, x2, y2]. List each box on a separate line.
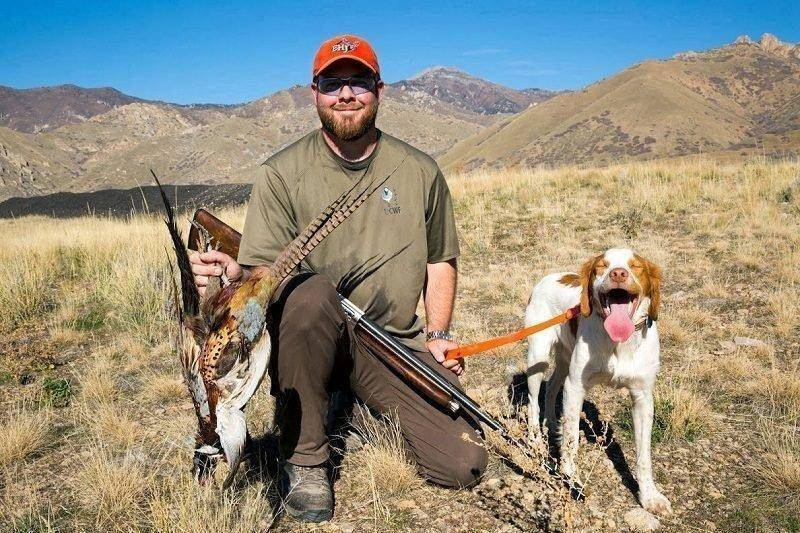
[189, 250, 246, 296]
[427, 338, 464, 376]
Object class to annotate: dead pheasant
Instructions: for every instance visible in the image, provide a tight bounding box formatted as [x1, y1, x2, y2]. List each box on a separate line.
[155, 167, 395, 488]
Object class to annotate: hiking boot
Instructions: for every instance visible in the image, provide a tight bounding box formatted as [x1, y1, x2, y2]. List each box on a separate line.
[282, 463, 333, 522]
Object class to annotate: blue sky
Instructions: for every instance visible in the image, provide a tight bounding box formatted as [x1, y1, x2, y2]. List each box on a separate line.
[1, 0, 798, 104]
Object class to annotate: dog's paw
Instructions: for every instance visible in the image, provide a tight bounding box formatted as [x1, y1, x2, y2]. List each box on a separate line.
[640, 490, 672, 516]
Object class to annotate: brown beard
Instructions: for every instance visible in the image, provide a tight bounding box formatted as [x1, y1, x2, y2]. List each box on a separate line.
[317, 100, 379, 141]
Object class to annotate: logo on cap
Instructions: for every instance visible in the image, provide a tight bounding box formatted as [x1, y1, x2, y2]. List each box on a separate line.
[332, 38, 359, 53]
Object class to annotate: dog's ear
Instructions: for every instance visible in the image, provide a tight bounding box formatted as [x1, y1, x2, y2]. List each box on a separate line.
[637, 254, 662, 320]
[579, 254, 603, 317]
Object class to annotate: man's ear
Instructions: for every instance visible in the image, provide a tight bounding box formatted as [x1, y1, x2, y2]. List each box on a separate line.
[375, 78, 384, 99]
[641, 256, 662, 320]
[579, 254, 602, 317]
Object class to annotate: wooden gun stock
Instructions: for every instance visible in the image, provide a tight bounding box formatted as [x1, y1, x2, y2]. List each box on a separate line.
[187, 209, 243, 257]
[186, 209, 455, 411]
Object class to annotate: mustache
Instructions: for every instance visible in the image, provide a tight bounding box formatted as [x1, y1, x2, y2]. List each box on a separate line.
[331, 103, 365, 111]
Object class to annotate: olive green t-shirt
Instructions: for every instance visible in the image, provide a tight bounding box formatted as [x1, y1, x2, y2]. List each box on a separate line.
[237, 129, 460, 349]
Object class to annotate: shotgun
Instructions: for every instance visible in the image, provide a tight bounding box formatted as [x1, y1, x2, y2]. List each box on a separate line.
[187, 208, 584, 499]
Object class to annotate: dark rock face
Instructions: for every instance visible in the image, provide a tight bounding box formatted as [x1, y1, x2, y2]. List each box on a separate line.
[0, 85, 144, 133]
[0, 183, 252, 219]
[390, 67, 565, 115]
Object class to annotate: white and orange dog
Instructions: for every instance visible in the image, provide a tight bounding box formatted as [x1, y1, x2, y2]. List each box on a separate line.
[525, 248, 671, 515]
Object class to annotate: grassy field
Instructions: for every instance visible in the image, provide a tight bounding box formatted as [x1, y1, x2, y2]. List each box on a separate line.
[0, 157, 798, 531]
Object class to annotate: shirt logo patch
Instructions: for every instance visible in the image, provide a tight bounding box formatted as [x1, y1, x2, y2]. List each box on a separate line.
[381, 186, 401, 215]
[332, 38, 359, 53]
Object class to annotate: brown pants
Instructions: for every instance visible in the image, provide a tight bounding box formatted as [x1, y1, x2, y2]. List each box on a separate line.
[267, 273, 487, 488]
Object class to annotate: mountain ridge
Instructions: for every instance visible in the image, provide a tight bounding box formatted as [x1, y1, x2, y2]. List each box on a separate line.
[0, 67, 556, 200]
[2, 34, 799, 201]
[439, 33, 800, 172]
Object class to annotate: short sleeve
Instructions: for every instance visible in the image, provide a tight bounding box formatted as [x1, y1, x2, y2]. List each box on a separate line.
[237, 164, 297, 267]
[425, 169, 460, 263]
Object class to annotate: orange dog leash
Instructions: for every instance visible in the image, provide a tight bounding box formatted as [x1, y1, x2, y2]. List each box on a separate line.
[444, 304, 582, 360]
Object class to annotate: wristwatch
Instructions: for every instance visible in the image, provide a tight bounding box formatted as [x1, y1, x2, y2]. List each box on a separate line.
[426, 329, 453, 342]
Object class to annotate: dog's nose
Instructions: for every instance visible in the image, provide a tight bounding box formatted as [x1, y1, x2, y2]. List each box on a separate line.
[610, 268, 629, 283]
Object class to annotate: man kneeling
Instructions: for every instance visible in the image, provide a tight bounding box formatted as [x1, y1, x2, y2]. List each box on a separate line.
[190, 34, 487, 522]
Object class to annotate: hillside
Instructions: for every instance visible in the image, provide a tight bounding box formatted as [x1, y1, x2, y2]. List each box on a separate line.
[440, 34, 800, 171]
[0, 68, 532, 201]
[0, 85, 145, 133]
[392, 66, 563, 114]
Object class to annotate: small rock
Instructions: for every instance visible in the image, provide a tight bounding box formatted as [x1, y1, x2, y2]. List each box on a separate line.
[411, 508, 428, 519]
[733, 336, 766, 347]
[395, 499, 417, 510]
[718, 340, 736, 352]
[338, 523, 355, 533]
[624, 508, 661, 532]
[607, 518, 617, 529]
[484, 478, 503, 490]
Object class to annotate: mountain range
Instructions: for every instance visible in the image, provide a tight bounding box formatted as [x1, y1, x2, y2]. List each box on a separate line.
[1, 33, 798, 202]
[439, 33, 800, 171]
[0, 69, 559, 200]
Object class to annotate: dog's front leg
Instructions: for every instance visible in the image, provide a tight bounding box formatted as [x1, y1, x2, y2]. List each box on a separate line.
[630, 388, 672, 516]
[559, 369, 585, 479]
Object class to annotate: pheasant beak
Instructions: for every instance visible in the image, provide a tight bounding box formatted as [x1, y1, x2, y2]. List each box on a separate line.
[193, 445, 223, 485]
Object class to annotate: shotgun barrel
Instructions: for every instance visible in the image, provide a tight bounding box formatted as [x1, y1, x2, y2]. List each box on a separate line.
[340, 296, 499, 424]
[340, 295, 584, 500]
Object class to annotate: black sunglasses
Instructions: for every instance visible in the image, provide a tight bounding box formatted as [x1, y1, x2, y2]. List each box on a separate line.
[314, 75, 379, 96]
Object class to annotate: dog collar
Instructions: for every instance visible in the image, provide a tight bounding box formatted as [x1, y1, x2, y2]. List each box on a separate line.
[634, 316, 653, 331]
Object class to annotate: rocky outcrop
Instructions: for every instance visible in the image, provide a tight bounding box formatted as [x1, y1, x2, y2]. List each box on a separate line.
[734, 33, 800, 60]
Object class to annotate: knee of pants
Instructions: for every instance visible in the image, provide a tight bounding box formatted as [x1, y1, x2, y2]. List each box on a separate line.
[440, 439, 488, 488]
[279, 274, 343, 338]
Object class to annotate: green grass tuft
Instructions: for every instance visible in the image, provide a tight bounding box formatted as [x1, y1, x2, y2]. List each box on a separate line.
[42, 378, 73, 408]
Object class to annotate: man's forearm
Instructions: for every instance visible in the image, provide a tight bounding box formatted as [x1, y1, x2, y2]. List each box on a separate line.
[423, 258, 457, 332]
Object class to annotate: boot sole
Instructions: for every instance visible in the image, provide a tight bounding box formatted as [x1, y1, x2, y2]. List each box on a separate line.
[284, 503, 333, 523]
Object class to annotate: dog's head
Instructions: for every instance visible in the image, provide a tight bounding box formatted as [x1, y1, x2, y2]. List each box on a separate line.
[578, 248, 661, 342]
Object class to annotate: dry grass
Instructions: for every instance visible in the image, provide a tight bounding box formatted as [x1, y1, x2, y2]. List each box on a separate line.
[751, 423, 800, 512]
[72, 449, 152, 530]
[767, 284, 800, 338]
[0, 407, 52, 469]
[744, 364, 800, 418]
[148, 478, 275, 532]
[79, 354, 119, 405]
[1, 157, 798, 529]
[344, 409, 423, 500]
[139, 374, 187, 404]
[749, 381, 800, 516]
[655, 382, 718, 441]
[81, 403, 144, 452]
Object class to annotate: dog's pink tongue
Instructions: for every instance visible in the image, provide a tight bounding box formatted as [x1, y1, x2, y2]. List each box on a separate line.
[604, 303, 635, 342]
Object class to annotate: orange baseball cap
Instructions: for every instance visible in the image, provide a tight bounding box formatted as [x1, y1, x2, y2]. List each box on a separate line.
[312, 34, 380, 78]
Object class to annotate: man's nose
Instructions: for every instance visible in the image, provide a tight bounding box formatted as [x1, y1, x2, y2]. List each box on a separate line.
[610, 268, 629, 283]
[338, 83, 356, 101]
